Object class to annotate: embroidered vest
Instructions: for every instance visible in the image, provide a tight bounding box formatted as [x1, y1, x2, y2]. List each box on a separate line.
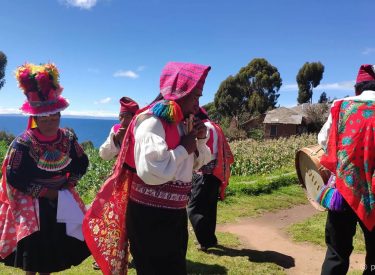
[127, 117, 192, 209]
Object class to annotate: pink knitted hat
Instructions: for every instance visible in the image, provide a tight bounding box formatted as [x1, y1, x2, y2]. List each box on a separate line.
[160, 62, 211, 100]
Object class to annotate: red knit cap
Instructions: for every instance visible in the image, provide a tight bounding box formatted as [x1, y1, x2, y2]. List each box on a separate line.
[356, 64, 375, 83]
[119, 97, 139, 115]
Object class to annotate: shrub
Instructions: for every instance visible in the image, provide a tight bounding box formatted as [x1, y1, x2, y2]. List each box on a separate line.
[76, 147, 115, 203]
[0, 130, 15, 145]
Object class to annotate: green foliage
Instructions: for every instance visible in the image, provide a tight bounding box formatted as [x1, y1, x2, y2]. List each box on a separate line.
[76, 147, 115, 203]
[230, 133, 317, 176]
[202, 102, 221, 123]
[297, 62, 325, 104]
[247, 127, 264, 141]
[237, 58, 282, 114]
[0, 51, 7, 90]
[222, 123, 247, 141]
[81, 140, 94, 150]
[214, 75, 245, 119]
[214, 58, 282, 126]
[0, 131, 15, 145]
[0, 140, 8, 175]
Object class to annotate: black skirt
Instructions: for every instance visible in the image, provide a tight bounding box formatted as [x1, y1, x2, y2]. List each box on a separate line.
[1, 198, 90, 273]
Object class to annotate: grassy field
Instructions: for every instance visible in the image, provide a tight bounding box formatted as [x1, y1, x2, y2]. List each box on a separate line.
[287, 211, 366, 253]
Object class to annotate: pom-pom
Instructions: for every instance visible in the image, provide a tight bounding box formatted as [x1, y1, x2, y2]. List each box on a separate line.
[15, 63, 61, 96]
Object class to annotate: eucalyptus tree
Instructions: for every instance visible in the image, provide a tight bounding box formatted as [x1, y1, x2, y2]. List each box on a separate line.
[214, 58, 282, 125]
[297, 61, 325, 104]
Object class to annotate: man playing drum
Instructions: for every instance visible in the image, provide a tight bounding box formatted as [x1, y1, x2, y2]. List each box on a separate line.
[318, 64, 375, 275]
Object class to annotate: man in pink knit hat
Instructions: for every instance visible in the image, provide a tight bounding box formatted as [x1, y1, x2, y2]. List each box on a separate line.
[83, 62, 212, 275]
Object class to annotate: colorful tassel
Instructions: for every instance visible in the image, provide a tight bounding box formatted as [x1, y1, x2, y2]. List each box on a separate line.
[316, 174, 345, 211]
[150, 100, 184, 123]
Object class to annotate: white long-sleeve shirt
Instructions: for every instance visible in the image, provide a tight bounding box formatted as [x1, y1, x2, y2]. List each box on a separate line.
[134, 114, 211, 185]
[318, 90, 375, 149]
[99, 126, 120, 161]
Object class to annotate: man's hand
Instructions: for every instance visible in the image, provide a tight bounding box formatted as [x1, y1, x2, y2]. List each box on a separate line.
[180, 133, 197, 154]
[193, 118, 207, 139]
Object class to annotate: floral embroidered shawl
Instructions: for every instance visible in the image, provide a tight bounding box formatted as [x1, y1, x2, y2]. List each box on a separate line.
[320, 100, 375, 230]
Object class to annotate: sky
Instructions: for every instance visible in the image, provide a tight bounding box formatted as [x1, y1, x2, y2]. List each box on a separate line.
[0, 0, 374, 118]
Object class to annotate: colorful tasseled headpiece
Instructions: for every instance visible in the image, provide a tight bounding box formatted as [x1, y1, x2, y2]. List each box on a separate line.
[15, 63, 69, 116]
[160, 62, 211, 100]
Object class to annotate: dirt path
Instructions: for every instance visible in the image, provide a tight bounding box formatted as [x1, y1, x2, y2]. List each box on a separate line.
[217, 204, 365, 275]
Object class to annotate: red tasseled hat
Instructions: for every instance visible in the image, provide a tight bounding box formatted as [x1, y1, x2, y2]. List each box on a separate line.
[119, 97, 139, 115]
[356, 64, 375, 83]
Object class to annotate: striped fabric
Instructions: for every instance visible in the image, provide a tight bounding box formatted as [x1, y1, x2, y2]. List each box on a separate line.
[160, 62, 211, 100]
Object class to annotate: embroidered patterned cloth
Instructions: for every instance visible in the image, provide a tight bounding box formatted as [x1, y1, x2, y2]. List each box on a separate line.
[0, 148, 86, 259]
[83, 117, 136, 275]
[0, 128, 87, 259]
[320, 100, 375, 230]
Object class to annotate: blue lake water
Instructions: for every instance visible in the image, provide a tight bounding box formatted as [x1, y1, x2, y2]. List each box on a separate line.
[0, 115, 118, 148]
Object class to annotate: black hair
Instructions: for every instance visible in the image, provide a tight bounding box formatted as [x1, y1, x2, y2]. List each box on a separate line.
[355, 80, 375, 94]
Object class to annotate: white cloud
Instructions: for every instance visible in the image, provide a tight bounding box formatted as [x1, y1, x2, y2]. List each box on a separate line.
[113, 70, 139, 79]
[60, 0, 98, 10]
[362, 48, 375, 55]
[280, 81, 354, 91]
[94, 97, 112, 104]
[0, 106, 117, 118]
[0, 107, 21, 115]
[62, 109, 117, 118]
[317, 81, 354, 90]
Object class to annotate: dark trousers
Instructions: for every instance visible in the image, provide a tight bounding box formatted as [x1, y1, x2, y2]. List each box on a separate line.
[321, 204, 375, 275]
[187, 174, 220, 248]
[126, 200, 188, 275]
